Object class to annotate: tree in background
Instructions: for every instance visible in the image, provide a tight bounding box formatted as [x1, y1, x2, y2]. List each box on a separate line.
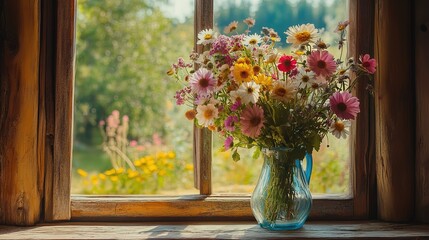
[75, 0, 193, 146]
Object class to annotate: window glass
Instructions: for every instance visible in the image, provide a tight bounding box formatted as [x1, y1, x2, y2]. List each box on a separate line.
[212, 0, 350, 194]
[72, 0, 197, 195]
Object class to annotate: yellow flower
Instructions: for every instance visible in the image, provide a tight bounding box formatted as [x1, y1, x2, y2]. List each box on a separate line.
[127, 170, 139, 179]
[105, 169, 116, 176]
[233, 63, 254, 84]
[98, 173, 106, 180]
[148, 165, 158, 172]
[253, 73, 272, 88]
[115, 167, 124, 174]
[77, 169, 88, 177]
[134, 160, 142, 167]
[167, 151, 175, 159]
[159, 169, 167, 176]
[185, 163, 194, 171]
[236, 57, 251, 65]
[110, 176, 119, 182]
[91, 175, 98, 185]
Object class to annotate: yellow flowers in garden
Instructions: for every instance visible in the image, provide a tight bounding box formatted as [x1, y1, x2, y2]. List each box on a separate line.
[75, 151, 193, 194]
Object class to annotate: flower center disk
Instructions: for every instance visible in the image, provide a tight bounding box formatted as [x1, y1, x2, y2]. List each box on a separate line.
[295, 31, 311, 42]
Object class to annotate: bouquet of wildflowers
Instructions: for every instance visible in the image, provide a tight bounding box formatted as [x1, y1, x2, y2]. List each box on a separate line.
[168, 18, 376, 163]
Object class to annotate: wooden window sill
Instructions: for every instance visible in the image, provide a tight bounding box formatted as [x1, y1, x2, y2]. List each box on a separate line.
[1, 221, 428, 239]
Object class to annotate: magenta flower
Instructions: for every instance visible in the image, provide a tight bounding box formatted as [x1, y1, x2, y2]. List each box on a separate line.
[224, 116, 239, 131]
[240, 104, 265, 138]
[329, 91, 360, 120]
[230, 99, 242, 111]
[307, 50, 336, 76]
[359, 54, 377, 74]
[277, 55, 297, 72]
[224, 136, 234, 150]
[190, 68, 217, 97]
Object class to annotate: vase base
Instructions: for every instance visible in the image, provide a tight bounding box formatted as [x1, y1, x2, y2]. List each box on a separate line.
[258, 220, 305, 231]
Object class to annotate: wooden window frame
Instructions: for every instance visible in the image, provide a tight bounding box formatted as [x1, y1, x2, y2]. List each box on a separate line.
[41, 0, 376, 222]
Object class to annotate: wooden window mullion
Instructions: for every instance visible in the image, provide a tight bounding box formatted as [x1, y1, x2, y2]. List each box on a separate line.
[193, 0, 214, 195]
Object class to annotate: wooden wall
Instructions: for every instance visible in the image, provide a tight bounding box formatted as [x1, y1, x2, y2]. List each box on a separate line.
[374, 0, 415, 221]
[0, 0, 428, 225]
[0, 1, 42, 225]
[415, 0, 429, 223]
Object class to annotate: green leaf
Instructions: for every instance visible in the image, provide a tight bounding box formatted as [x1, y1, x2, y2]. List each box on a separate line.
[232, 149, 240, 162]
[312, 133, 322, 152]
[252, 147, 261, 159]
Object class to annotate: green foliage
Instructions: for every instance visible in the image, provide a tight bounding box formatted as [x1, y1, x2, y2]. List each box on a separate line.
[74, 0, 193, 144]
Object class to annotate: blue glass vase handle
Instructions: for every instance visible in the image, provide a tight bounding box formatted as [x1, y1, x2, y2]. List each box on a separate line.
[304, 153, 313, 184]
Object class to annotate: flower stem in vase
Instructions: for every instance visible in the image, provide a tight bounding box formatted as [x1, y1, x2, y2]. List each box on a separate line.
[264, 152, 296, 223]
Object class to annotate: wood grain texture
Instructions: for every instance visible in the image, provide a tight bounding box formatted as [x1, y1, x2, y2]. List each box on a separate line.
[193, 0, 213, 195]
[39, 0, 56, 222]
[348, 0, 377, 219]
[374, 0, 414, 221]
[70, 195, 353, 221]
[415, 0, 429, 223]
[51, 0, 77, 221]
[1, 222, 428, 239]
[0, 0, 42, 225]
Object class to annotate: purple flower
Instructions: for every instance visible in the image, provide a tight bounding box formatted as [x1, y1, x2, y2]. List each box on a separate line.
[230, 99, 242, 111]
[224, 136, 234, 150]
[210, 35, 231, 55]
[224, 116, 239, 131]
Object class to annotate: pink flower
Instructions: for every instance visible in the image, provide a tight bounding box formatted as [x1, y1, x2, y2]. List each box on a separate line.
[240, 104, 265, 138]
[130, 140, 138, 147]
[307, 50, 336, 76]
[230, 99, 242, 111]
[359, 54, 377, 74]
[277, 55, 297, 72]
[224, 116, 239, 131]
[190, 68, 217, 97]
[224, 136, 234, 150]
[329, 91, 360, 120]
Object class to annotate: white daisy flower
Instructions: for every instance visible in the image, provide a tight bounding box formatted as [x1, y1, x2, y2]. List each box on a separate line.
[295, 69, 316, 89]
[197, 29, 218, 45]
[313, 38, 330, 50]
[196, 104, 219, 127]
[243, 33, 262, 46]
[271, 81, 296, 102]
[329, 120, 351, 139]
[231, 81, 261, 104]
[285, 24, 319, 48]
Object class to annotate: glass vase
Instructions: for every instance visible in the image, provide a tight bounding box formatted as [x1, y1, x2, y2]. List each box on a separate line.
[251, 148, 313, 230]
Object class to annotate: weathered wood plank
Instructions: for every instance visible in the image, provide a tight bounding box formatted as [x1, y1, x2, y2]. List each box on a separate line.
[374, 0, 414, 221]
[70, 195, 353, 220]
[0, 0, 42, 225]
[0, 222, 428, 239]
[39, 0, 56, 222]
[50, 0, 77, 221]
[348, 0, 377, 219]
[415, 0, 429, 223]
[193, 0, 214, 195]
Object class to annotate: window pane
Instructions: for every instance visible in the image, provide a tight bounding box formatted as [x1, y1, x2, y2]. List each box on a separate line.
[72, 0, 197, 195]
[212, 0, 350, 194]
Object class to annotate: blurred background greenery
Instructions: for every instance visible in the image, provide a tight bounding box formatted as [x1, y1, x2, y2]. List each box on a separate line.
[72, 0, 349, 195]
